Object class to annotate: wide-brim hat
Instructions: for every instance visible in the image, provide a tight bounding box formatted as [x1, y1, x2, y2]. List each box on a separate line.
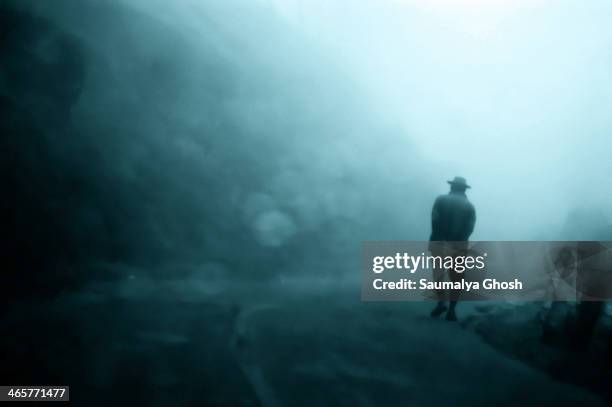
[447, 176, 471, 189]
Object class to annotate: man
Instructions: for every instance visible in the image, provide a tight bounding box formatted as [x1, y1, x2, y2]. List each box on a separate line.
[429, 176, 476, 321]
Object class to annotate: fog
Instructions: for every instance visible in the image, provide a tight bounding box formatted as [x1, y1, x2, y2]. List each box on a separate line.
[260, 0, 612, 240]
[3, 0, 612, 298]
[126, 0, 612, 240]
[2, 1, 612, 404]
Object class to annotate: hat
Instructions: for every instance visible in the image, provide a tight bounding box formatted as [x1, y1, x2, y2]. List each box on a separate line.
[447, 176, 471, 189]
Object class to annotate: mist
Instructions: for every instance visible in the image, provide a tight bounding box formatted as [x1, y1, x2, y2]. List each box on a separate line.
[2, 0, 611, 404]
[5, 0, 611, 288]
[3, 0, 436, 298]
[261, 0, 612, 240]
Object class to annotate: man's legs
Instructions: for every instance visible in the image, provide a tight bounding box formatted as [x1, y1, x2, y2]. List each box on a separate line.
[446, 244, 468, 321]
[446, 267, 462, 321]
[431, 278, 447, 317]
[430, 252, 447, 317]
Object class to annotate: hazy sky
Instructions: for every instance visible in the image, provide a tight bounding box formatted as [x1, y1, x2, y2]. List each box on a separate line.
[255, 0, 612, 239]
[121, 0, 612, 241]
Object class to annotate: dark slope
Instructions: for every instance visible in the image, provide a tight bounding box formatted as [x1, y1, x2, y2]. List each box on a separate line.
[1, 0, 432, 304]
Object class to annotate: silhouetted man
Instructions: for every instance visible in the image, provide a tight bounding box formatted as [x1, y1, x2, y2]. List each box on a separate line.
[429, 176, 476, 321]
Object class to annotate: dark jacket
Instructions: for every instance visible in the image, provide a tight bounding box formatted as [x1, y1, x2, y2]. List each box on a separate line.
[429, 191, 476, 242]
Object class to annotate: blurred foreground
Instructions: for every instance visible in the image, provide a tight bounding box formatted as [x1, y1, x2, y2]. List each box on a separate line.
[2, 272, 610, 406]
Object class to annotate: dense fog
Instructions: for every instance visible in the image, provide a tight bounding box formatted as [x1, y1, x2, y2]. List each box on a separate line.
[2, 1, 611, 404]
[2, 0, 429, 298]
[262, 0, 612, 240]
[5, 0, 611, 299]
